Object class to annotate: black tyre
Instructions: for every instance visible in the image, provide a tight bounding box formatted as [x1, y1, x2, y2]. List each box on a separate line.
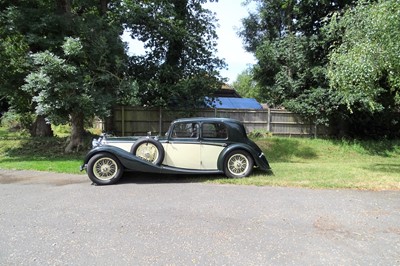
[130, 138, 165, 165]
[87, 153, 123, 185]
[224, 150, 254, 179]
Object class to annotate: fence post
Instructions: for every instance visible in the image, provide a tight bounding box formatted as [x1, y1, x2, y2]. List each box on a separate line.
[314, 123, 318, 138]
[121, 106, 125, 136]
[267, 108, 271, 132]
[159, 107, 162, 135]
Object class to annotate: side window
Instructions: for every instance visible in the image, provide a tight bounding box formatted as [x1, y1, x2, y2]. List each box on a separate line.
[171, 123, 199, 138]
[202, 123, 228, 139]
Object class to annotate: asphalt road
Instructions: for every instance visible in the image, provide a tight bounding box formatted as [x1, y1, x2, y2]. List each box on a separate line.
[0, 169, 399, 265]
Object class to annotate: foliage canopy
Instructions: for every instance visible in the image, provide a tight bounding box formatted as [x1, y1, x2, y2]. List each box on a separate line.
[121, 0, 225, 109]
[0, 0, 225, 149]
[327, 0, 400, 113]
[239, 0, 355, 126]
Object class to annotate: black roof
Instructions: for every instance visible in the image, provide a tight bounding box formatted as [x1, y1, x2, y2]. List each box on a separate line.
[172, 117, 242, 124]
[172, 117, 248, 141]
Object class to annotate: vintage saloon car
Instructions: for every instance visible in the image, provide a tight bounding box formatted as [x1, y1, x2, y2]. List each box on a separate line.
[81, 117, 270, 185]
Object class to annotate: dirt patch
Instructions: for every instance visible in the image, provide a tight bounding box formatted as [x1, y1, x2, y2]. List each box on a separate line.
[0, 169, 88, 186]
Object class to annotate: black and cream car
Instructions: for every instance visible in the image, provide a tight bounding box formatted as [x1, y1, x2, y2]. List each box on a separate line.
[81, 117, 271, 185]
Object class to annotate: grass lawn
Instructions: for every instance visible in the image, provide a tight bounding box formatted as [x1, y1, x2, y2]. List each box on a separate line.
[212, 138, 400, 190]
[0, 128, 86, 174]
[1, 127, 400, 190]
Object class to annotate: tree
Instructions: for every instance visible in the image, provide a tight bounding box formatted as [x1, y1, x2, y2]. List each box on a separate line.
[239, 0, 354, 126]
[2, 0, 225, 148]
[121, 0, 225, 109]
[2, 1, 132, 151]
[327, 0, 400, 112]
[231, 67, 262, 100]
[0, 1, 54, 135]
[325, 0, 400, 138]
[31, 23, 129, 152]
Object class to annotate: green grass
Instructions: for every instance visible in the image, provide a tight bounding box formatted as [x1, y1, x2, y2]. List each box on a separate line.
[208, 138, 400, 190]
[0, 128, 87, 174]
[1, 127, 400, 190]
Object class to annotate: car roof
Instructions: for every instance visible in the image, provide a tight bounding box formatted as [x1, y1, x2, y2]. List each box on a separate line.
[172, 117, 242, 124]
[170, 117, 248, 141]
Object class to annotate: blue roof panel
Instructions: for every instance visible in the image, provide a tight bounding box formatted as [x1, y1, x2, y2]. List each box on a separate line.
[210, 97, 263, 109]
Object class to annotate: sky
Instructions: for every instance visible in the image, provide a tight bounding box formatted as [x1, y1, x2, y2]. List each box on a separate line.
[122, 0, 256, 83]
[203, 0, 256, 83]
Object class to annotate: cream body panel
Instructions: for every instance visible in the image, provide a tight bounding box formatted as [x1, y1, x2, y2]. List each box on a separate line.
[106, 141, 225, 171]
[106, 142, 132, 152]
[200, 144, 225, 169]
[162, 142, 201, 169]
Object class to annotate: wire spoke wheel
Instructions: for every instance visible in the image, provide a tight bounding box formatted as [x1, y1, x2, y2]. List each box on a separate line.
[224, 150, 254, 178]
[135, 142, 160, 163]
[228, 154, 249, 175]
[87, 153, 123, 185]
[93, 157, 118, 180]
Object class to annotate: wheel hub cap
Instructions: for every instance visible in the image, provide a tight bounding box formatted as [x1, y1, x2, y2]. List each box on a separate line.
[234, 161, 243, 169]
[228, 154, 248, 175]
[101, 165, 110, 173]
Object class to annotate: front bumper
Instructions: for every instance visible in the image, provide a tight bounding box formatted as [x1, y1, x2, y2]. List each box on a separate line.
[80, 164, 87, 172]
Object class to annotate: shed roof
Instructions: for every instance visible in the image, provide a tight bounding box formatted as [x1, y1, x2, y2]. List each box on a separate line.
[213, 84, 242, 98]
[208, 97, 263, 110]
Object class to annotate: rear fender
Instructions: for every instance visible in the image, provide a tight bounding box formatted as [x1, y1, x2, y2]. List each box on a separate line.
[217, 144, 258, 171]
[217, 144, 271, 171]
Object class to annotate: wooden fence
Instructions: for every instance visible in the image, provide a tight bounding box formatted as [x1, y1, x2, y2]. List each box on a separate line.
[102, 106, 325, 137]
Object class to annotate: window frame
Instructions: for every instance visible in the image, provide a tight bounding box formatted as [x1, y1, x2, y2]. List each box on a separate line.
[201, 122, 228, 140]
[170, 122, 200, 140]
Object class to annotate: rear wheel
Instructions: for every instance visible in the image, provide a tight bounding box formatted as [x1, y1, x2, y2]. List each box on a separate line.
[87, 153, 123, 185]
[224, 150, 254, 178]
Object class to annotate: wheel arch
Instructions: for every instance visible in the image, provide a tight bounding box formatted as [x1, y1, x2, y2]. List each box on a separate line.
[217, 144, 257, 171]
[83, 147, 125, 167]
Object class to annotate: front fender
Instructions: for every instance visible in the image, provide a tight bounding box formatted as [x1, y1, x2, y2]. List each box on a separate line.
[81, 146, 164, 174]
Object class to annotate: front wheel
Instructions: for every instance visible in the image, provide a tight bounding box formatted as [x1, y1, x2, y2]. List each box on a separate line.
[224, 150, 254, 179]
[87, 153, 123, 185]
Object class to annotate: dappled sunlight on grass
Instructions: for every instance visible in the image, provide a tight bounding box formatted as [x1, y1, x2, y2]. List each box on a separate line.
[0, 157, 84, 174]
[0, 129, 90, 174]
[255, 138, 318, 163]
[365, 163, 400, 174]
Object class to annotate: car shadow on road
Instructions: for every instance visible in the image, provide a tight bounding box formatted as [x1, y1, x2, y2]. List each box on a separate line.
[117, 172, 225, 185]
[116, 168, 273, 185]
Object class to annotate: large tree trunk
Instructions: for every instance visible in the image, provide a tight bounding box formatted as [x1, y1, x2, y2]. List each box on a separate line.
[99, 0, 108, 16]
[30, 115, 53, 137]
[56, 0, 71, 14]
[65, 112, 85, 153]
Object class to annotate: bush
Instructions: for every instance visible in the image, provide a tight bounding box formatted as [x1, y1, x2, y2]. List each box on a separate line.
[248, 129, 272, 139]
[51, 124, 71, 137]
[0, 110, 34, 131]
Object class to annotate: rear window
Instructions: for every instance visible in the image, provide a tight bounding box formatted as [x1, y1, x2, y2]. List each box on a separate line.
[202, 123, 228, 139]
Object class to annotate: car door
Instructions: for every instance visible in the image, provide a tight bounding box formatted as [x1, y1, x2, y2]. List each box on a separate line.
[163, 122, 201, 169]
[200, 122, 228, 170]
